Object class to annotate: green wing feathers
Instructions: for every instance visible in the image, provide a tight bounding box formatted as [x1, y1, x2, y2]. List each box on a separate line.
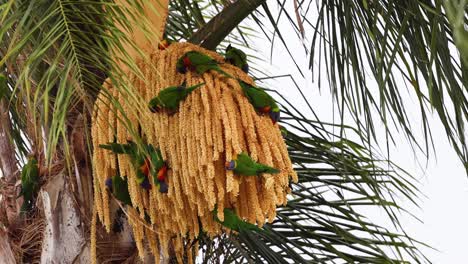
[214, 208, 262, 232]
[112, 175, 132, 206]
[20, 158, 40, 213]
[99, 142, 135, 155]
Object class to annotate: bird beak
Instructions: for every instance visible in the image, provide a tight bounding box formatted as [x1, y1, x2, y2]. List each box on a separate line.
[225, 161, 235, 170]
[149, 104, 161, 113]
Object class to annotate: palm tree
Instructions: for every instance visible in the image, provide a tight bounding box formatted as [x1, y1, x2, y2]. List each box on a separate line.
[0, 0, 466, 263]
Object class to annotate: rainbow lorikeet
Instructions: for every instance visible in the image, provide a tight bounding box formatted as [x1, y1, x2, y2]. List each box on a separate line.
[148, 81, 205, 113]
[147, 146, 169, 193]
[0, 74, 7, 100]
[19, 156, 40, 214]
[176, 51, 232, 78]
[105, 175, 132, 206]
[105, 176, 153, 232]
[225, 152, 280, 176]
[238, 80, 280, 124]
[99, 141, 168, 193]
[225, 44, 249, 73]
[213, 208, 262, 232]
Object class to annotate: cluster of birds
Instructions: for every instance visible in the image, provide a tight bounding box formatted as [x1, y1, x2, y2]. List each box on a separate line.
[99, 42, 283, 233]
[13, 43, 287, 237]
[99, 141, 169, 194]
[150, 43, 280, 124]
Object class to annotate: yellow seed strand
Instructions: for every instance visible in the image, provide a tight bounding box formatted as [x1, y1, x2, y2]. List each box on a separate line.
[91, 42, 296, 260]
[91, 206, 97, 264]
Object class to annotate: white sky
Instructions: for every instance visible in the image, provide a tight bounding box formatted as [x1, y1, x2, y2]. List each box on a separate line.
[248, 21, 468, 263]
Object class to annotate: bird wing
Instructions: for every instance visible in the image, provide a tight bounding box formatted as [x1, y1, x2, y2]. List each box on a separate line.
[158, 87, 182, 110]
[99, 142, 134, 154]
[187, 51, 216, 65]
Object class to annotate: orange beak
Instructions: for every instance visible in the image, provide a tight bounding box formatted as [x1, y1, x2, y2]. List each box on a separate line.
[157, 164, 168, 182]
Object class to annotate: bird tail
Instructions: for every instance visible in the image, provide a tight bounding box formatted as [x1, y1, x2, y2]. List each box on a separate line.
[99, 143, 132, 154]
[261, 165, 280, 174]
[186, 82, 205, 93]
[215, 68, 234, 79]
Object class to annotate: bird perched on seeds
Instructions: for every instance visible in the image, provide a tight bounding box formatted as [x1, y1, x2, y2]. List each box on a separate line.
[176, 51, 232, 78]
[225, 152, 280, 176]
[224, 44, 249, 73]
[148, 81, 205, 114]
[238, 80, 280, 124]
[100, 141, 169, 193]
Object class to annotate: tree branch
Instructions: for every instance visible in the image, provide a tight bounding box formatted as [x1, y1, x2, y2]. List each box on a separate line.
[189, 0, 266, 50]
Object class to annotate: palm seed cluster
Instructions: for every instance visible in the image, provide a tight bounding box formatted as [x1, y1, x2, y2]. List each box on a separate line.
[91, 41, 297, 263]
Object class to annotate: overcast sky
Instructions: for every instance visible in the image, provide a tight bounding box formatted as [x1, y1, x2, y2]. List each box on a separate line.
[249, 17, 468, 262]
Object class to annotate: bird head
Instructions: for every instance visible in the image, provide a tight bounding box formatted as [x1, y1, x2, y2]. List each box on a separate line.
[148, 99, 162, 113]
[176, 57, 188, 74]
[140, 176, 152, 190]
[105, 178, 113, 191]
[241, 63, 249, 74]
[226, 44, 233, 52]
[269, 108, 280, 124]
[225, 160, 237, 171]
[159, 181, 168, 193]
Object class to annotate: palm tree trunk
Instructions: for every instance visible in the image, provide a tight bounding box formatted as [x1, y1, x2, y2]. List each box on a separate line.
[0, 99, 19, 264]
[0, 229, 16, 264]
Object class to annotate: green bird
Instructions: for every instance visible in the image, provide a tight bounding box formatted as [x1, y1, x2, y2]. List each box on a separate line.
[99, 141, 169, 193]
[106, 176, 154, 232]
[19, 156, 40, 214]
[105, 175, 132, 206]
[213, 208, 262, 232]
[225, 44, 249, 73]
[0, 74, 7, 100]
[238, 80, 280, 124]
[225, 152, 280, 176]
[148, 81, 205, 113]
[176, 51, 232, 78]
[146, 144, 169, 193]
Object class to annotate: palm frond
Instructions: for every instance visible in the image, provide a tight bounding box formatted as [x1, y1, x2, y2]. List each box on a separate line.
[0, 0, 156, 163]
[254, 0, 468, 173]
[197, 104, 427, 263]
